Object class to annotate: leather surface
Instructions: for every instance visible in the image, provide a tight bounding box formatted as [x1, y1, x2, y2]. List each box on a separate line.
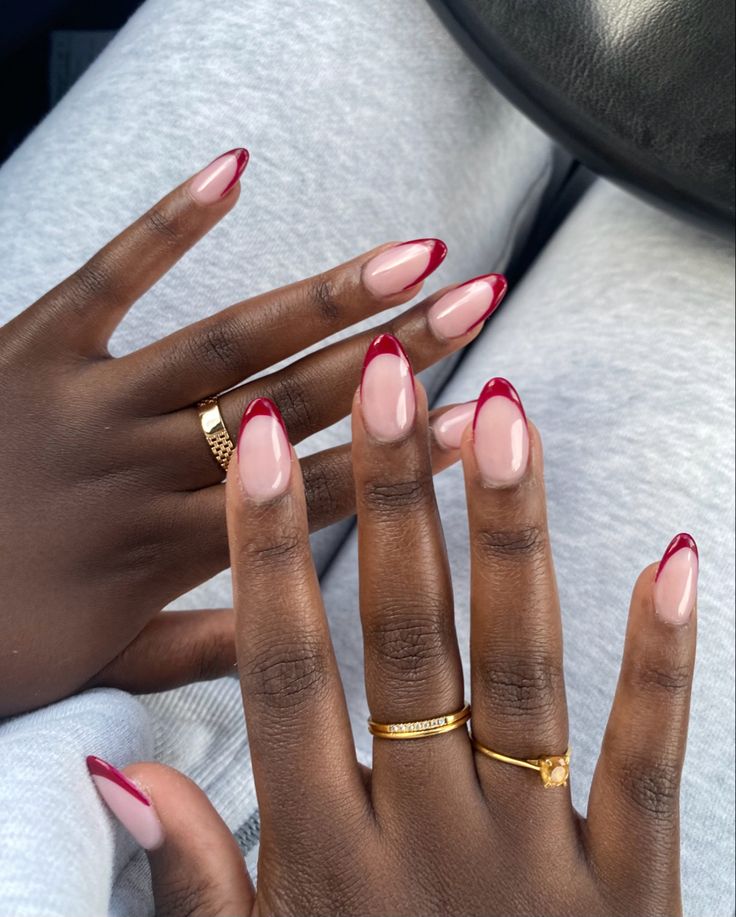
[431, 0, 735, 233]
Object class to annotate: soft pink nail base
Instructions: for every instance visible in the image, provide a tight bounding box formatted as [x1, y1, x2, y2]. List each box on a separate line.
[472, 378, 529, 486]
[654, 533, 698, 624]
[363, 239, 447, 297]
[86, 756, 164, 851]
[360, 334, 416, 441]
[237, 398, 291, 501]
[189, 148, 249, 204]
[428, 274, 507, 340]
[433, 402, 477, 450]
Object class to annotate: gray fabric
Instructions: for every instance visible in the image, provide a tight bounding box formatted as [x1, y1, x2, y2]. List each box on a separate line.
[0, 0, 560, 915]
[322, 180, 736, 917]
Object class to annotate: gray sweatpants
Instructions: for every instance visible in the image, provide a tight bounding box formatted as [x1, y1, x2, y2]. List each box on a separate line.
[0, 1, 733, 915]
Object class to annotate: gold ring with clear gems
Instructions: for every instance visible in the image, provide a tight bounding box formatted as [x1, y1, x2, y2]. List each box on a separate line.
[470, 732, 570, 788]
[197, 397, 235, 472]
[368, 703, 471, 740]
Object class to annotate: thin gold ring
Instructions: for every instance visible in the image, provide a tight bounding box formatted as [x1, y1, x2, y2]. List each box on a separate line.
[197, 397, 235, 472]
[368, 703, 471, 740]
[470, 732, 571, 788]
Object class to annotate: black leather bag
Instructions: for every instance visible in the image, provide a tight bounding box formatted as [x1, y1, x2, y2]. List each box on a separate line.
[431, 0, 735, 234]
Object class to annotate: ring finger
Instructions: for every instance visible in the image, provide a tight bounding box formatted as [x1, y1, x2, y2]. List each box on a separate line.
[462, 379, 569, 806]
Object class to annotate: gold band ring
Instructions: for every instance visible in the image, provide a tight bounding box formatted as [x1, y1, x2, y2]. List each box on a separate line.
[369, 703, 471, 740]
[197, 397, 235, 471]
[470, 732, 570, 788]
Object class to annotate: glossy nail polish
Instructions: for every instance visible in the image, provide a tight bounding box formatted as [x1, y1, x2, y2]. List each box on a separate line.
[237, 398, 291, 501]
[189, 148, 249, 204]
[433, 401, 477, 450]
[360, 334, 416, 441]
[86, 756, 164, 850]
[428, 274, 507, 340]
[363, 239, 447, 297]
[654, 533, 699, 624]
[472, 378, 529, 486]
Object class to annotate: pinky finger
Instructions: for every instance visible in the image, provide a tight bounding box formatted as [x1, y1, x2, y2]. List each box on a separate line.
[86, 609, 236, 693]
[587, 534, 698, 912]
[86, 758, 253, 916]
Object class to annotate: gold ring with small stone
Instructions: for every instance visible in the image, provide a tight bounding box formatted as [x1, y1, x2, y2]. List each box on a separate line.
[197, 397, 235, 472]
[470, 733, 571, 788]
[368, 703, 471, 740]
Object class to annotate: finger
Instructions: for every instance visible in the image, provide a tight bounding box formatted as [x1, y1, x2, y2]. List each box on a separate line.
[86, 757, 253, 917]
[587, 535, 698, 911]
[173, 275, 504, 487]
[25, 149, 248, 353]
[227, 398, 366, 850]
[120, 239, 465, 410]
[463, 379, 569, 797]
[180, 399, 478, 589]
[354, 335, 463, 723]
[87, 610, 236, 693]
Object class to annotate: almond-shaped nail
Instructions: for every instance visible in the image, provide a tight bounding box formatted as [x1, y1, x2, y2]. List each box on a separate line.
[237, 398, 291, 501]
[433, 401, 477, 450]
[472, 378, 529, 486]
[189, 148, 249, 204]
[86, 756, 163, 850]
[360, 334, 416, 442]
[363, 239, 447, 297]
[428, 274, 507, 340]
[654, 533, 699, 624]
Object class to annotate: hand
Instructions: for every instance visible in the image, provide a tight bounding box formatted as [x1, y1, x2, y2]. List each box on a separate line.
[95, 338, 697, 916]
[0, 149, 507, 715]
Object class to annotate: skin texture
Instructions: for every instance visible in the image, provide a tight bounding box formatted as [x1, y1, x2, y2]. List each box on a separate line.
[117, 355, 696, 917]
[0, 159, 487, 717]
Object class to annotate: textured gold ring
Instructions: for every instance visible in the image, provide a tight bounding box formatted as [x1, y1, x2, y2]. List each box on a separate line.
[197, 397, 235, 472]
[470, 732, 570, 788]
[368, 703, 471, 740]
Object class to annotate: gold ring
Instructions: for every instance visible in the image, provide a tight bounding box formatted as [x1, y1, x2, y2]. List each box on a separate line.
[368, 703, 471, 740]
[470, 732, 570, 788]
[197, 397, 235, 471]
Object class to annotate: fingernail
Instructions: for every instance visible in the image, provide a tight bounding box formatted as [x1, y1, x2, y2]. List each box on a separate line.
[428, 274, 507, 340]
[433, 401, 477, 450]
[189, 148, 249, 204]
[237, 398, 291, 501]
[363, 239, 447, 297]
[654, 533, 699, 625]
[360, 334, 416, 442]
[472, 378, 529, 486]
[86, 756, 163, 850]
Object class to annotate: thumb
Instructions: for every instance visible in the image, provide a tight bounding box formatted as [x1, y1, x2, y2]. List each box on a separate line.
[87, 757, 254, 917]
[88, 609, 237, 694]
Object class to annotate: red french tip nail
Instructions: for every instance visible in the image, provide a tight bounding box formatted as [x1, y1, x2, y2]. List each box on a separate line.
[464, 273, 508, 332]
[472, 377, 527, 433]
[360, 333, 414, 392]
[86, 755, 151, 806]
[655, 533, 699, 581]
[238, 397, 288, 448]
[400, 238, 448, 291]
[219, 147, 249, 196]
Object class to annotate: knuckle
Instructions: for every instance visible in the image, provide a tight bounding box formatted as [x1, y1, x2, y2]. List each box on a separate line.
[618, 754, 681, 822]
[242, 635, 330, 712]
[154, 872, 224, 917]
[627, 660, 692, 699]
[478, 652, 563, 720]
[303, 461, 345, 523]
[366, 601, 451, 682]
[475, 524, 548, 563]
[241, 528, 306, 571]
[267, 375, 313, 436]
[361, 473, 433, 514]
[186, 320, 242, 376]
[310, 275, 344, 323]
[69, 257, 115, 303]
[142, 206, 180, 245]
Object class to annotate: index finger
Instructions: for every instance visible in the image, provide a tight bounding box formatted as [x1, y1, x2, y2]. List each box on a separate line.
[24, 148, 249, 352]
